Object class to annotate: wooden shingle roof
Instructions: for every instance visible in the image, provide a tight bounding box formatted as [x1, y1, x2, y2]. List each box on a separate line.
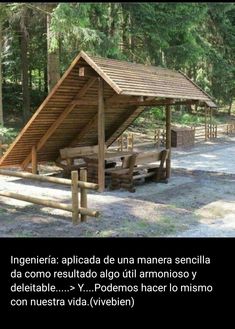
[84, 52, 216, 106]
[0, 51, 216, 168]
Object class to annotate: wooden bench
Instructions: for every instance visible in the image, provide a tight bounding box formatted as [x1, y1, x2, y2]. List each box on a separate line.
[57, 145, 99, 177]
[110, 149, 169, 192]
[58, 145, 113, 178]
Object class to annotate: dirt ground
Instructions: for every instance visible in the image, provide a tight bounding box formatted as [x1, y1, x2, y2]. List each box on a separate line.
[0, 135, 235, 237]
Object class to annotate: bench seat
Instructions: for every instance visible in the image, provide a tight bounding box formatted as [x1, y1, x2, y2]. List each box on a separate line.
[110, 149, 169, 192]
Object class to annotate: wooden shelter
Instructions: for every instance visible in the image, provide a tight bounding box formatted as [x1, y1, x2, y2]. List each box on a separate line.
[0, 51, 217, 191]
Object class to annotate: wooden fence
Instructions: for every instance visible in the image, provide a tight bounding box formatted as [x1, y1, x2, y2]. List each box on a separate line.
[0, 169, 99, 224]
[116, 133, 134, 151]
[192, 123, 235, 141]
[119, 123, 235, 150]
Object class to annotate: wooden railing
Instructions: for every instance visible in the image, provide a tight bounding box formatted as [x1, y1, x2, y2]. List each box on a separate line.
[191, 123, 235, 141]
[154, 128, 166, 147]
[0, 169, 99, 224]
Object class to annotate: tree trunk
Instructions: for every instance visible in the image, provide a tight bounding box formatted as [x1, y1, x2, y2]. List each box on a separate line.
[228, 98, 233, 116]
[0, 23, 3, 126]
[44, 66, 48, 93]
[46, 4, 60, 92]
[20, 7, 30, 123]
[121, 5, 130, 57]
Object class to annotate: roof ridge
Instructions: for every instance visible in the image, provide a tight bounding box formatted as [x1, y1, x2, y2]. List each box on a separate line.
[86, 53, 175, 70]
[80, 51, 122, 94]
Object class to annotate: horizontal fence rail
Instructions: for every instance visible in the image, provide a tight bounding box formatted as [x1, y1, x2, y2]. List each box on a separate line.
[0, 169, 99, 224]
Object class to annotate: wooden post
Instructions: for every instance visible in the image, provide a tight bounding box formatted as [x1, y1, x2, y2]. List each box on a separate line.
[120, 134, 123, 151]
[71, 170, 79, 224]
[80, 167, 87, 222]
[31, 146, 38, 174]
[127, 133, 133, 151]
[205, 107, 208, 140]
[210, 107, 212, 139]
[98, 77, 105, 192]
[165, 105, 171, 179]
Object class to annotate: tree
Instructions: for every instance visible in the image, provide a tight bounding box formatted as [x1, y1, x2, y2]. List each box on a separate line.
[20, 5, 30, 121]
[0, 21, 3, 126]
[45, 4, 60, 92]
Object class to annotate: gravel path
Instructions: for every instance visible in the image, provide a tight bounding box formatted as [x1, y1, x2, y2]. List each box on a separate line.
[0, 135, 235, 237]
[170, 136, 235, 237]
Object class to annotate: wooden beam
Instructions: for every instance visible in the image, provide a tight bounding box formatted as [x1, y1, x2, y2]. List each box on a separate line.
[71, 170, 79, 224]
[205, 106, 208, 141]
[80, 167, 88, 222]
[210, 107, 212, 139]
[0, 169, 99, 190]
[31, 146, 38, 174]
[98, 77, 105, 192]
[106, 96, 157, 148]
[71, 77, 97, 103]
[72, 98, 201, 108]
[106, 106, 145, 148]
[79, 66, 98, 77]
[21, 77, 97, 169]
[60, 145, 99, 160]
[69, 113, 98, 147]
[165, 104, 171, 179]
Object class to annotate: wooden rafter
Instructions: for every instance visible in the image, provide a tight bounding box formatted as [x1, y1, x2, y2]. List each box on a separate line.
[22, 77, 97, 169]
[106, 106, 146, 147]
[98, 78, 105, 192]
[72, 98, 199, 108]
[69, 114, 98, 147]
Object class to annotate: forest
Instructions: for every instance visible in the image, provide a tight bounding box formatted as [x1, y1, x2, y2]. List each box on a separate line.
[0, 2, 234, 130]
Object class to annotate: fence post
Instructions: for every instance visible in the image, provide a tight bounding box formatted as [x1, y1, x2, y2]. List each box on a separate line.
[127, 133, 133, 151]
[31, 146, 38, 174]
[80, 167, 88, 222]
[71, 170, 79, 224]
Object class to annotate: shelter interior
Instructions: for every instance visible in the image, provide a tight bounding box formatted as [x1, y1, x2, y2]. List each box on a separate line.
[0, 51, 216, 191]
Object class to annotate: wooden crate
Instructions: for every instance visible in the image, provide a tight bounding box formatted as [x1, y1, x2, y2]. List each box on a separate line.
[171, 127, 195, 147]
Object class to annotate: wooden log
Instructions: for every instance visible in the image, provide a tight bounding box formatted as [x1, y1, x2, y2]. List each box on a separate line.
[80, 167, 87, 222]
[0, 190, 72, 212]
[71, 171, 79, 224]
[165, 105, 171, 179]
[0, 169, 98, 190]
[210, 107, 212, 139]
[98, 77, 105, 192]
[60, 145, 99, 160]
[166, 105, 171, 178]
[205, 107, 208, 140]
[127, 133, 133, 151]
[31, 146, 38, 174]
[0, 190, 99, 218]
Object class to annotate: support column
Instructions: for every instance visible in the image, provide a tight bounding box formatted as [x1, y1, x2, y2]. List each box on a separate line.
[210, 107, 212, 138]
[98, 77, 105, 192]
[205, 107, 208, 140]
[31, 146, 38, 174]
[165, 105, 171, 179]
